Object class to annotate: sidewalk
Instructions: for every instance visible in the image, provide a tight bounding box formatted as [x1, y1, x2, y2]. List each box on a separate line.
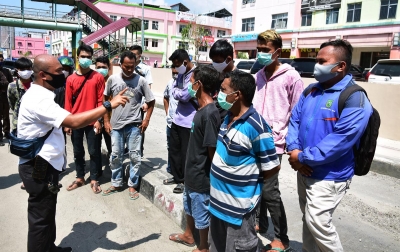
[105, 94, 400, 232]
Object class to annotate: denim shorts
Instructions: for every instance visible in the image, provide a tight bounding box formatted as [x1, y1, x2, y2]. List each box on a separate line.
[183, 188, 210, 229]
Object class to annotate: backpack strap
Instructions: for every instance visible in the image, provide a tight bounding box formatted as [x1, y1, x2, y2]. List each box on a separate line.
[302, 84, 317, 97]
[338, 80, 368, 116]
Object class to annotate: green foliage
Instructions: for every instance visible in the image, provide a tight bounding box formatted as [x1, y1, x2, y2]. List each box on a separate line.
[180, 22, 209, 58]
[237, 52, 249, 59]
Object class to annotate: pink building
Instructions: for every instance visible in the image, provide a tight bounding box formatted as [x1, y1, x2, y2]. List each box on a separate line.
[12, 36, 47, 58]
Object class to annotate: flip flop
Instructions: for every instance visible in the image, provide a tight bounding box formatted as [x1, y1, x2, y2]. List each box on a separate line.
[90, 181, 102, 194]
[163, 177, 176, 185]
[102, 187, 122, 196]
[169, 233, 195, 247]
[129, 190, 140, 200]
[173, 183, 184, 194]
[66, 180, 84, 191]
[263, 244, 292, 252]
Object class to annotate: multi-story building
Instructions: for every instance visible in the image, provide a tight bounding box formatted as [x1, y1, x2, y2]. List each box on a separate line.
[0, 26, 15, 59]
[51, 30, 72, 57]
[12, 36, 47, 59]
[231, 0, 400, 68]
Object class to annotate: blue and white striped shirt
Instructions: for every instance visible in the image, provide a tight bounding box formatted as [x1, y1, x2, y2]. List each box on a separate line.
[209, 106, 280, 226]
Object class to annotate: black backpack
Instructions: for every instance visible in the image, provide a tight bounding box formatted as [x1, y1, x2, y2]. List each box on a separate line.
[303, 81, 380, 176]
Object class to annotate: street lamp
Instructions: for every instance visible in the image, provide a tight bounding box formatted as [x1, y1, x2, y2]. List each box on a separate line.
[141, 0, 144, 49]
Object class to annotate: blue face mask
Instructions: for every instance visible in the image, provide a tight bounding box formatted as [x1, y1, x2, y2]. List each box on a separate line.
[217, 91, 237, 110]
[256, 51, 277, 66]
[313, 62, 339, 83]
[188, 81, 198, 98]
[79, 57, 92, 69]
[96, 68, 108, 78]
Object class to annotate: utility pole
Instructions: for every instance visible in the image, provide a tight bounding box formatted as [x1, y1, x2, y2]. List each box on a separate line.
[141, 0, 144, 49]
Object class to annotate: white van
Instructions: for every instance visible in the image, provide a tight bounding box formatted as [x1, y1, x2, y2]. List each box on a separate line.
[233, 59, 255, 73]
[367, 59, 400, 84]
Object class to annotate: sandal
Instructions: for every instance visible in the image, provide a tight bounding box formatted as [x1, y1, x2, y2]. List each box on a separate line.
[173, 183, 184, 194]
[263, 243, 292, 252]
[90, 181, 102, 194]
[66, 180, 84, 191]
[129, 190, 140, 200]
[102, 186, 122, 196]
[163, 177, 176, 185]
[169, 233, 195, 247]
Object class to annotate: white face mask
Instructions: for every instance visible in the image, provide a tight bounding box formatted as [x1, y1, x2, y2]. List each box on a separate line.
[212, 58, 229, 73]
[176, 62, 187, 75]
[18, 70, 33, 80]
[121, 70, 134, 78]
[62, 70, 69, 78]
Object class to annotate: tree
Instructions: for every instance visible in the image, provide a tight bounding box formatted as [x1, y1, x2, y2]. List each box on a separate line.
[237, 52, 249, 59]
[180, 22, 209, 60]
[19, 51, 32, 58]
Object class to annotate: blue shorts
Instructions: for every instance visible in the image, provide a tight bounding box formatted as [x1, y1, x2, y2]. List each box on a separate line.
[183, 188, 210, 229]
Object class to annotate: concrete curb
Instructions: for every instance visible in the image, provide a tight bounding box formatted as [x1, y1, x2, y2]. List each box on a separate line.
[371, 157, 400, 179]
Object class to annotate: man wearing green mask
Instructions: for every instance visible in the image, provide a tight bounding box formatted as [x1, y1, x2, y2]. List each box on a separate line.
[64, 44, 106, 194]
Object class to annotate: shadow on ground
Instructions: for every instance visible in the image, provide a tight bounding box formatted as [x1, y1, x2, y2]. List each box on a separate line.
[58, 221, 161, 251]
[0, 173, 21, 189]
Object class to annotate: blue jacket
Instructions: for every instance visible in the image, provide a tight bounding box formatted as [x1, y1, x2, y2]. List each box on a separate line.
[286, 74, 373, 181]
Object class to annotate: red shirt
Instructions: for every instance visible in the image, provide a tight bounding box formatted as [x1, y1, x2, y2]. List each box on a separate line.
[65, 70, 105, 125]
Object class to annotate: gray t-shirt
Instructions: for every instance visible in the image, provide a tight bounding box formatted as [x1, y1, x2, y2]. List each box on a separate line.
[104, 73, 154, 130]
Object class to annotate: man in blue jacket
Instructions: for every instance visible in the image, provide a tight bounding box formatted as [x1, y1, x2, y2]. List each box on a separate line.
[286, 39, 372, 252]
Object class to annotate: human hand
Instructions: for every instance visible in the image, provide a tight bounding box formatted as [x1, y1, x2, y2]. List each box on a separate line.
[104, 121, 112, 134]
[287, 149, 303, 171]
[94, 121, 102, 135]
[142, 102, 148, 112]
[298, 165, 313, 176]
[110, 88, 129, 109]
[64, 127, 72, 135]
[139, 119, 149, 134]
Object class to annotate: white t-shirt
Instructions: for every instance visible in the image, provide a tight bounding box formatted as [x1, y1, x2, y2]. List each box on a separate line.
[18, 84, 70, 171]
[136, 61, 153, 85]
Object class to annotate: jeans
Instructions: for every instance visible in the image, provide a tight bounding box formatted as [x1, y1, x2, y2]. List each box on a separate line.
[169, 122, 191, 183]
[258, 154, 289, 244]
[19, 159, 60, 252]
[166, 126, 171, 173]
[297, 173, 351, 252]
[110, 124, 142, 188]
[183, 188, 210, 229]
[71, 125, 102, 180]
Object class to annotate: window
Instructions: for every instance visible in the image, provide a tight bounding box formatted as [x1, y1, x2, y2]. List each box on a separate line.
[179, 24, 187, 33]
[217, 30, 226, 38]
[110, 15, 117, 21]
[179, 41, 189, 50]
[204, 29, 212, 36]
[152, 21, 159, 30]
[301, 13, 312, 26]
[199, 46, 207, 52]
[152, 39, 158, 47]
[347, 3, 362, 22]
[242, 0, 256, 4]
[380, 0, 398, 19]
[271, 13, 288, 29]
[241, 17, 255, 32]
[27, 42, 32, 47]
[144, 38, 149, 47]
[17, 42, 23, 47]
[143, 20, 149, 30]
[326, 8, 339, 24]
[18, 50, 22, 54]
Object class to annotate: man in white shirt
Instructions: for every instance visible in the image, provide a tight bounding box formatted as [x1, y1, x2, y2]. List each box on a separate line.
[17, 54, 128, 252]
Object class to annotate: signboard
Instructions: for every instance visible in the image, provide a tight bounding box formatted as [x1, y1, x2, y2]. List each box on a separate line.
[203, 36, 215, 44]
[231, 33, 258, 42]
[176, 11, 196, 23]
[301, 0, 341, 13]
[44, 35, 50, 48]
[299, 48, 320, 53]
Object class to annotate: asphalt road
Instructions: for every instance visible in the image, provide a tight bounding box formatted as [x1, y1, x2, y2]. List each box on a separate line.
[0, 106, 399, 251]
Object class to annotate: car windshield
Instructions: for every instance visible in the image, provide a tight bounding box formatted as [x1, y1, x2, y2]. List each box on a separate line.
[237, 61, 253, 70]
[291, 60, 316, 73]
[371, 62, 400, 77]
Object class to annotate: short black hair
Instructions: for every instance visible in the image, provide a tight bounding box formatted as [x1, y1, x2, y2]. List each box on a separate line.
[77, 43, 93, 57]
[15, 57, 33, 70]
[119, 51, 136, 64]
[227, 71, 256, 105]
[0, 54, 3, 59]
[168, 49, 190, 62]
[320, 39, 353, 72]
[193, 65, 220, 94]
[95, 56, 110, 68]
[209, 40, 233, 59]
[129, 45, 143, 54]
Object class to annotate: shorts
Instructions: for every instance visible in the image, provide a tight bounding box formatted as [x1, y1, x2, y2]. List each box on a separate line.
[183, 188, 210, 229]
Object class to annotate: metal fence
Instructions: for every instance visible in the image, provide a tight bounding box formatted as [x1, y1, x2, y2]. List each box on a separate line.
[0, 5, 78, 23]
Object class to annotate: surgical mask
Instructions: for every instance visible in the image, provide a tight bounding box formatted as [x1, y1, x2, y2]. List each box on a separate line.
[257, 51, 277, 66]
[212, 59, 229, 73]
[18, 70, 33, 80]
[79, 57, 92, 69]
[121, 70, 134, 78]
[217, 91, 237, 110]
[43, 71, 66, 89]
[188, 81, 198, 98]
[172, 73, 178, 80]
[96, 68, 108, 78]
[176, 62, 187, 74]
[313, 62, 339, 83]
[62, 70, 69, 78]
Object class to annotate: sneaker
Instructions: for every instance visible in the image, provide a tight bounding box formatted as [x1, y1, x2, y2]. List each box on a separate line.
[0, 138, 4, 147]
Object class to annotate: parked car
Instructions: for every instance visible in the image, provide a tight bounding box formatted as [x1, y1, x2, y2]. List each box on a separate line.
[350, 64, 365, 81]
[234, 59, 255, 73]
[367, 59, 400, 84]
[249, 58, 293, 74]
[2, 60, 16, 76]
[290, 58, 316, 78]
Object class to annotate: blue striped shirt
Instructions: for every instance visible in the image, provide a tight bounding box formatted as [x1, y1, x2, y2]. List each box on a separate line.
[210, 106, 280, 226]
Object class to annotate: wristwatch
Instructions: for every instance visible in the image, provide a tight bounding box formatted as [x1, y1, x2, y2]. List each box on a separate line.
[103, 101, 112, 112]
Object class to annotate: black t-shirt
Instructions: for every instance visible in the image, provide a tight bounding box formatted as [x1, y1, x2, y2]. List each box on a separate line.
[185, 103, 221, 192]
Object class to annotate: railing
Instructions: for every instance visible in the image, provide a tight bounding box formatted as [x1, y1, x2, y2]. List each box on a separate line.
[0, 4, 78, 23]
